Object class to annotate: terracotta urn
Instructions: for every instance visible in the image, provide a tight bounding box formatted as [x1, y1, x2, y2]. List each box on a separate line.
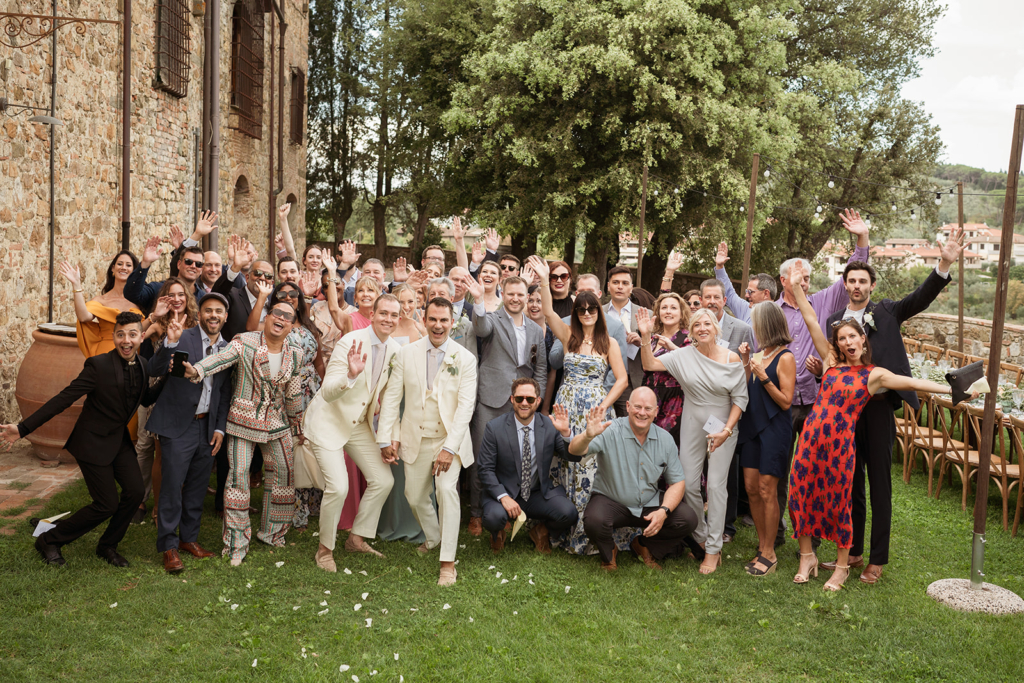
[15, 325, 85, 463]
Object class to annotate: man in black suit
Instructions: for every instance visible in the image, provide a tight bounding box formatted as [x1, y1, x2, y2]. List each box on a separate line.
[477, 378, 579, 554]
[822, 226, 963, 584]
[1, 312, 163, 566]
[213, 235, 271, 342]
[147, 293, 233, 573]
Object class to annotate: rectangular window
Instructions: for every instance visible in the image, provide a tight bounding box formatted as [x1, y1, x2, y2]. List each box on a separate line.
[155, 0, 191, 98]
[230, 0, 265, 139]
[290, 68, 305, 144]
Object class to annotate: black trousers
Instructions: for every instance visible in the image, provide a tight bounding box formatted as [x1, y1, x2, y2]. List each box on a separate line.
[157, 418, 216, 552]
[42, 433, 144, 551]
[851, 399, 896, 565]
[583, 493, 698, 565]
[779, 403, 813, 544]
[481, 486, 578, 538]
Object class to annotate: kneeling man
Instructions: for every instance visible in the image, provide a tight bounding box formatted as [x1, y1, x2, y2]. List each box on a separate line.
[477, 378, 578, 554]
[571, 387, 698, 571]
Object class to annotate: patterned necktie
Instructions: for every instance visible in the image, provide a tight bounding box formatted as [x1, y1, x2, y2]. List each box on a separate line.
[520, 425, 532, 502]
[426, 348, 440, 390]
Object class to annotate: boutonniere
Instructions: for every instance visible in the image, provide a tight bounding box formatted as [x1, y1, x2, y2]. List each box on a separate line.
[444, 353, 458, 376]
[388, 357, 395, 374]
[863, 312, 876, 330]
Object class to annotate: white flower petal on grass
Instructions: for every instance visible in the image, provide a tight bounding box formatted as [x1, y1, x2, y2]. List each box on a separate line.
[501, 579, 508, 585]
[302, 648, 307, 653]
[407, 567, 412, 574]
[528, 573, 533, 577]
[565, 586, 571, 594]
[394, 653, 400, 661]
[318, 608, 329, 616]
[231, 604, 239, 611]
[352, 676, 360, 683]
[443, 603, 451, 610]
[359, 570, 368, 576]
[361, 592, 369, 600]
[512, 575, 517, 581]
[400, 676, 404, 683]
[488, 565, 495, 570]
[252, 658, 258, 668]
[324, 590, 331, 595]
[409, 608, 418, 612]
[246, 583, 252, 588]
[513, 611, 518, 615]
[354, 604, 362, 611]
[468, 617, 474, 623]
[495, 572, 501, 578]
[293, 606, 300, 611]
[320, 600, 328, 607]
[339, 665, 350, 672]
[528, 580, 535, 585]
[454, 560, 459, 565]
[381, 609, 388, 615]
[312, 532, 319, 536]
[459, 544, 465, 549]
[109, 602, 117, 609]
[275, 561, 285, 568]
[365, 618, 372, 627]
[370, 671, 378, 676]
[344, 568, 352, 575]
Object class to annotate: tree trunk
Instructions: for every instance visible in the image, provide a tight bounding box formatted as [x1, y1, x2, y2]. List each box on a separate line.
[563, 230, 576, 269]
[510, 230, 536, 262]
[582, 224, 616, 287]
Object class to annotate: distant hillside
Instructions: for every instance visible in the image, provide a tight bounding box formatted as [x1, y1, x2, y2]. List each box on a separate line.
[931, 164, 1024, 230]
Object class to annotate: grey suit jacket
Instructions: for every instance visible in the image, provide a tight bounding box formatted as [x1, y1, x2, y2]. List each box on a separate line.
[719, 313, 753, 354]
[604, 302, 648, 389]
[548, 313, 627, 393]
[474, 307, 547, 409]
[451, 313, 478, 360]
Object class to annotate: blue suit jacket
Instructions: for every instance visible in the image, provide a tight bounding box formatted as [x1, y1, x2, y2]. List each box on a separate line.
[147, 327, 231, 441]
[125, 264, 243, 312]
[477, 412, 580, 502]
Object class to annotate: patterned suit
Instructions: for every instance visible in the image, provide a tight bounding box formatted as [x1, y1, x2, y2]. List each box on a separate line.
[192, 331, 304, 561]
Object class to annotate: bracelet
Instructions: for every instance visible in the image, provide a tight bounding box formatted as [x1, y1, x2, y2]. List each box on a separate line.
[723, 427, 734, 436]
[73, 288, 83, 294]
[760, 377, 772, 386]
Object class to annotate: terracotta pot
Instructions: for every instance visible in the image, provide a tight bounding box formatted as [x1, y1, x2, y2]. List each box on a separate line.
[15, 326, 85, 463]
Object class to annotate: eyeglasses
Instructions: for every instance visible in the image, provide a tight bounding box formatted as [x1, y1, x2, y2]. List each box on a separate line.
[575, 305, 598, 316]
[550, 272, 571, 282]
[275, 289, 300, 300]
[512, 395, 536, 404]
[830, 317, 859, 329]
[744, 288, 756, 296]
[500, 264, 519, 272]
[182, 258, 204, 268]
[269, 308, 296, 322]
[251, 269, 274, 280]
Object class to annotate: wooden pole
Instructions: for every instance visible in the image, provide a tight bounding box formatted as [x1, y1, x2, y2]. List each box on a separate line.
[742, 153, 760, 288]
[957, 181, 965, 354]
[970, 105, 1024, 589]
[637, 164, 648, 287]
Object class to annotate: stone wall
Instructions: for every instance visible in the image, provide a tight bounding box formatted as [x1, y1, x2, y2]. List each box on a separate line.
[903, 313, 1024, 363]
[0, 0, 308, 423]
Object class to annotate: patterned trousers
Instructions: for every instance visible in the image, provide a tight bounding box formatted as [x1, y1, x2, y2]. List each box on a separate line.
[224, 433, 295, 561]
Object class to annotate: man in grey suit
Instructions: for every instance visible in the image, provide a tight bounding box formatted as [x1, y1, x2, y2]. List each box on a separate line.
[701, 279, 753, 354]
[460, 274, 547, 536]
[548, 273, 629, 411]
[605, 266, 648, 416]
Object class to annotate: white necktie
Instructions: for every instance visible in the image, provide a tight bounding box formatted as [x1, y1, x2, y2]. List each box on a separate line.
[620, 309, 631, 333]
[370, 343, 385, 389]
[426, 348, 441, 390]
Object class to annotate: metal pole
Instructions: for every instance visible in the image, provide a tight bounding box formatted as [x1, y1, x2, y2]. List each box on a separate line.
[268, 10, 276, 267]
[957, 181, 964, 354]
[742, 153, 759, 288]
[120, 0, 131, 251]
[637, 164, 647, 287]
[970, 104, 1024, 590]
[47, 0, 56, 323]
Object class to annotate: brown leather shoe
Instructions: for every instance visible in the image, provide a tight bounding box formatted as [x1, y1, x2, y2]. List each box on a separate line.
[468, 517, 483, 537]
[528, 522, 552, 554]
[821, 556, 864, 571]
[490, 528, 506, 554]
[315, 545, 337, 573]
[631, 537, 662, 570]
[178, 541, 214, 559]
[859, 564, 883, 584]
[601, 547, 618, 572]
[163, 549, 184, 574]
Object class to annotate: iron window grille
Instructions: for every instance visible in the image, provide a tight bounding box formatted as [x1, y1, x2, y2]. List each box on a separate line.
[230, 0, 265, 139]
[155, 0, 191, 97]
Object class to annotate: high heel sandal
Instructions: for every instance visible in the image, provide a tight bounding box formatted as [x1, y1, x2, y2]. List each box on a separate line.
[793, 552, 818, 584]
[823, 564, 850, 591]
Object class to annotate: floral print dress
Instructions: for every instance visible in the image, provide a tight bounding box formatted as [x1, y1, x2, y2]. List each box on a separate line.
[289, 325, 323, 528]
[642, 330, 690, 446]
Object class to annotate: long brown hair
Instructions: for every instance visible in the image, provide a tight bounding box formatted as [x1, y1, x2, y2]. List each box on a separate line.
[151, 277, 198, 332]
[568, 291, 610, 356]
[652, 292, 690, 336]
[831, 319, 872, 365]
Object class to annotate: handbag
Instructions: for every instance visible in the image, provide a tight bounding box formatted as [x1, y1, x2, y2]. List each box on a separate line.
[945, 360, 985, 406]
[293, 440, 326, 490]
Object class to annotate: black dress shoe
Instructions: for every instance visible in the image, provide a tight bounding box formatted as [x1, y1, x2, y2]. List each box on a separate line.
[96, 546, 130, 567]
[35, 536, 66, 566]
[131, 505, 147, 525]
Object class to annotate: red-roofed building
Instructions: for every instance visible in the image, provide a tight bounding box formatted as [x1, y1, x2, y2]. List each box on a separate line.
[936, 223, 1024, 264]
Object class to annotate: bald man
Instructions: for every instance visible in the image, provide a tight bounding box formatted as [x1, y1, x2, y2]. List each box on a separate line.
[199, 251, 223, 295]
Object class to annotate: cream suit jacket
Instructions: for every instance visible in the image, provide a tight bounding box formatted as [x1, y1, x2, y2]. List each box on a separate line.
[302, 327, 400, 445]
[377, 335, 478, 466]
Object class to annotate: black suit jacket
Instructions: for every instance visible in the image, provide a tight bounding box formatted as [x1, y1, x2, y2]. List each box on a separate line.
[826, 269, 951, 410]
[19, 350, 163, 466]
[477, 412, 580, 502]
[213, 271, 254, 342]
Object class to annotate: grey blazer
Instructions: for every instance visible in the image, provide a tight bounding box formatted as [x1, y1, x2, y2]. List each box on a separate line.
[474, 307, 547, 409]
[719, 313, 754, 354]
[604, 302, 648, 389]
[548, 313, 628, 393]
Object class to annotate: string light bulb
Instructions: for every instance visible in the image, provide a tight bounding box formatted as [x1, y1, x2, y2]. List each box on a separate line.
[828, 178, 835, 189]
[763, 168, 771, 179]
[910, 209, 917, 220]
[739, 204, 745, 213]
[934, 193, 942, 206]
[816, 204, 823, 213]
[891, 202, 898, 212]
[865, 215, 872, 227]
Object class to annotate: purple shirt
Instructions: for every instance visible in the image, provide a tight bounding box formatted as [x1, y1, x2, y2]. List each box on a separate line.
[778, 245, 869, 405]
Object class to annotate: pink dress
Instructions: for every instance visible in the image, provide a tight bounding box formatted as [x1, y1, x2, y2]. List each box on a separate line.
[338, 310, 371, 530]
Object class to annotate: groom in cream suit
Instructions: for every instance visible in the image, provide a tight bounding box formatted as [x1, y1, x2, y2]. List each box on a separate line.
[302, 294, 402, 572]
[377, 298, 478, 586]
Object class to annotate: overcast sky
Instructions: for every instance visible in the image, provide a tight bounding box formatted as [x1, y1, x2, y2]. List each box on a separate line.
[901, 0, 1024, 173]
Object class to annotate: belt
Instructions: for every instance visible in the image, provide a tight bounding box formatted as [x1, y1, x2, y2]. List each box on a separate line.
[194, 412, 209, 420]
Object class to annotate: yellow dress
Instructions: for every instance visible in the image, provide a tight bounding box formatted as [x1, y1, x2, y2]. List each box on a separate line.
[76, 300, 144, 439]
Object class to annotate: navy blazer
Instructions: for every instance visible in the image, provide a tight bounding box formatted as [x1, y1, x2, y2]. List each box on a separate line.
[477, 411, 580, 502]
[212, 270, 254, 341]
[826, 268, 951, 410]
[147, 327, 231, 441]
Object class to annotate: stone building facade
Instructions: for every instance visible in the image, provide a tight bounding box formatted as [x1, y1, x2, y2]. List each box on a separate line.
[0, 0, 308, 422]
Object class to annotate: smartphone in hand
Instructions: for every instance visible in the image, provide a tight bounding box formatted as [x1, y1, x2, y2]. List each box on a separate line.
[170, 350, 190, 378]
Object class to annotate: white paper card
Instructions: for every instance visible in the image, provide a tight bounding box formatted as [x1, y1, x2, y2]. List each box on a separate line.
[969, 377, 992, 394]
[626, 343, 640, 361]
[702, 415, 726, 435]
[751, 351, 764, 365]
[33, 521, 56, 537]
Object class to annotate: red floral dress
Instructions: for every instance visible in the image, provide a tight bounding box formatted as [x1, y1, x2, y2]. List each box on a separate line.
[642, 330, 690, 446]
[788, 364, 874, 548]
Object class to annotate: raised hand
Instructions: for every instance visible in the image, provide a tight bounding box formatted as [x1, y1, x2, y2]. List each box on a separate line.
[470, 240, 485, 265]
[635, 307, 654, 337]
[347, 340, 367, 380]
[584, 405, 612, 439]
[151, 295, 172, 319]
[278, 202, 291, 221]
[299, 271, 320, 297]
[940, 224, 965, 268]
[322, 248, 338, 276]
[839, 208, 868, 238]
[452, 216, 465, 242]
[226, 233, 237, 263]
[166, 316, 184, 344]
[525, 255, 549, 282]
[274, 233, 285, 253]
[520, 263, 538, 286]
[714, 241, 729, 269]
[393, 257, 409, 283]
[0, 423, 20, 451]
[406, 269, 430, 289]
[141, 235, 163, 268]
[338, 240, 361, 269]
[550, 403, 571, 436]
[666, 251, 684, 273]
[232, 236, 253, 272]
[255, 278, 274, 298]
[459, 273, 484, 301]
[194, 210, 218, 238]
[484, 228, 500, 252]
[169, 224, 185, 250]
[59, 260, 82, 288]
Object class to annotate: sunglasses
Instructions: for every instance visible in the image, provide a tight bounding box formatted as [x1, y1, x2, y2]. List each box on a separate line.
[251, 269, 274, 280]
[830, 317, 860, 329]
[182, 258, 204, 268]
[275, 289, 300, 300]
[512, 395, 537, 404]
[500, 264, 519, 272]
[575, 305, 598, 316]
[269, 308, 296, 322]
[550, 273, 571, 282]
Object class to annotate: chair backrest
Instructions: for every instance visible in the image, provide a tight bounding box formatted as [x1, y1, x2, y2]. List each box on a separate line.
[965, 403, 1008, 473]
[1008, 415, 1024, 477]
[922, 344, 945, 362]
[904, 338, 922, 354]
[946, 350, 967, 368]
[999, 362, 1023, 387]
[965, 355, 990, 373]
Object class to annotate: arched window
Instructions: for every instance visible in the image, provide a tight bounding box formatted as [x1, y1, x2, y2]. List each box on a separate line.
[230, 0, 264, 139]
[234, 175, 250, 195]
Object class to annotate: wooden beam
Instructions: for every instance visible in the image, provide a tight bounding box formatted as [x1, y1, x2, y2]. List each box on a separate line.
[742, 153, 759, 288]
[958, 181, 965, 354]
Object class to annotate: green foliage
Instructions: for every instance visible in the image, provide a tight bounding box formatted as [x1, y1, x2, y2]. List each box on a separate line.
[411, 220, 446, 264]
[1007, 264, 1024, 282]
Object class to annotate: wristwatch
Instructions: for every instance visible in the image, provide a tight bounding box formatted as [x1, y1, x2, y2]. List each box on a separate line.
[658, 505, 671, 515]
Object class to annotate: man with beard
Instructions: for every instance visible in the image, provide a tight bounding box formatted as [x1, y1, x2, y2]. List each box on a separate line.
[699, 279, 753, 355]
[147, 293, 233, 573]
[2, 313, 163, 566]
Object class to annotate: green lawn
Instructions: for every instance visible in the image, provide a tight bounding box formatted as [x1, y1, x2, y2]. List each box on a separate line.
[1, 463, 1022, 683]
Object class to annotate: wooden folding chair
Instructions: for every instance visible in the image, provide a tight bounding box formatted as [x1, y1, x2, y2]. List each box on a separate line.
[904, 392, 950, 496]
[903, 338, 922, 355]
[934, 399, 974, 510]
[997, 415, 1024, 533]
[965, 354, 989, 370]
[945, 350, 967, 368]
[999, 362, 1023, 387]
[922, 344, 945, 362]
